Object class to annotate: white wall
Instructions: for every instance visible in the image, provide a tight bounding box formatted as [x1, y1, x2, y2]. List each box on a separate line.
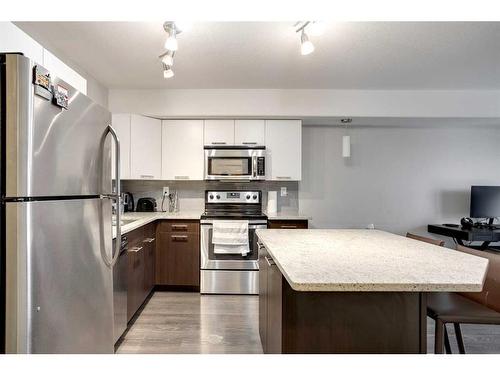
[1, 22, 109, 108]
[299, 124, 500, 245]
[109, 89, 500, 118]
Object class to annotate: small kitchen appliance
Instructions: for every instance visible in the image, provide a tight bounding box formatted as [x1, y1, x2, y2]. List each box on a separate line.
[136, 197, 157, 212]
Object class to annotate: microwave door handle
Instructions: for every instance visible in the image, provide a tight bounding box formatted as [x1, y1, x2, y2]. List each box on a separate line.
[252, 156, 257, 178]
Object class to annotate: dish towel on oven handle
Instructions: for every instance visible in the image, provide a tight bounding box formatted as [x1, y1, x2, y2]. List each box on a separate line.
[212, 220, 250, 256]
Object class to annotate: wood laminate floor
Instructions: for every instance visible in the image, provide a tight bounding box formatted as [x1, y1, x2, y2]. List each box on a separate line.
[116, 291, 500, 354]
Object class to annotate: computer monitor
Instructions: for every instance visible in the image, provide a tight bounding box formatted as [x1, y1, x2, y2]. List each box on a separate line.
[470, 186, 500, 223]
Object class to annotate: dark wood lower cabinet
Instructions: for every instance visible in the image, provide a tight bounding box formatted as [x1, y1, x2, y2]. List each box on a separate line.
[258, 245, 427, 354]
[267, 220, 308, 229]
[156, 220, 200, 288]
[126, 223, 156, 322]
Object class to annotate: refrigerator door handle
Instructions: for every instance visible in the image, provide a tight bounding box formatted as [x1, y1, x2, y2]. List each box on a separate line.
[102, 124, 121, 268]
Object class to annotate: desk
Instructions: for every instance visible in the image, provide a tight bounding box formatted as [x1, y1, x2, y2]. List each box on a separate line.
[428, 224, 500, 250]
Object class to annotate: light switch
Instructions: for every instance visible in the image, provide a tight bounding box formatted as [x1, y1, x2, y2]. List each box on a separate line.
[280, 187, 287, 197]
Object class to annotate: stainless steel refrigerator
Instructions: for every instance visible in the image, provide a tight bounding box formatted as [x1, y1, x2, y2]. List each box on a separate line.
[0, 53, 122, 353]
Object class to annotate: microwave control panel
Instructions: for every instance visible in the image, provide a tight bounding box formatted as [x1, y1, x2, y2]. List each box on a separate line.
[256, 157, 265, 176]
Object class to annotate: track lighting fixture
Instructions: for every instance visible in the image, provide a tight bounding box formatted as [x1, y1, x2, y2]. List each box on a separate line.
[164, 23, 178, 51]
[160, 21, 192, 79]
[160, 51, 174, 66]
[300, 30, 314, 55]
[295, 21, 325, 56]
[163, 64, 174, 79]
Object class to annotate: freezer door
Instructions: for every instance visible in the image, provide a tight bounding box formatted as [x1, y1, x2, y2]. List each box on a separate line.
[5, 198, 114, 353]
[3, 54, 112, 198]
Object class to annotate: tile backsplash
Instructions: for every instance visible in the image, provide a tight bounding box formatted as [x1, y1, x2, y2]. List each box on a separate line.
[121, 180, 299, 213]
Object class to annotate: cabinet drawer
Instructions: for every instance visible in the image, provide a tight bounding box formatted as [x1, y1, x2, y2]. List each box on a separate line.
[268, 220, 308, 229]
[158, 220, 200, 233]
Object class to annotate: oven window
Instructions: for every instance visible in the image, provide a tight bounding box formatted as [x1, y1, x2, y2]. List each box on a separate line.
[208, 157, 252, 176]
[207, 227, 258, 261]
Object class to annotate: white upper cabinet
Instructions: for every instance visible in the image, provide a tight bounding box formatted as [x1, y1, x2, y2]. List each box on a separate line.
[130, 115, 162, 180]
[234, 119, 265, 145]
[162, 120, 204, 180]
[265, 120, 302, 181]
[42, 49, 87, 94]
[111, 114, 131, 180]
[204, 120, 235, 145]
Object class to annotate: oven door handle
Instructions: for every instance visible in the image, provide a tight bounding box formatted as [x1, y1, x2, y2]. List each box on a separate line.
[201, 224, 267, 230]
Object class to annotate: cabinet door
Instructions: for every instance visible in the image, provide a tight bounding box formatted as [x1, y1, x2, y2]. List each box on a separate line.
[258, 242, 269, 353]
[142, 224, 156, 296]
[265, 120, 302, 181]
[156, 224, 200, 287]
[127, 244, 145, 322]
[267, 255, 283, 354]
[111, 114, 131, 180]
[130, 115, 162, 180]
[204, 119, 235, 145]
[234, 120, 265, 145]
[162, 120, 204, 180]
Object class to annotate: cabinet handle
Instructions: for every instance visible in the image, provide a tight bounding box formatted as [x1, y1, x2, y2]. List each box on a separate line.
[275, 176, 292, 180]
[265, 256, 275, 266]
[242, 142, 257, 145]
[140, 175, 154, 179]
[257, 241, 266, 249]
[174, 175, 189, 180]
[280, 225, 298, 229]
[211, 142, 226, 145]
[171, 235, 188, 241]
[128, 246, 143, 253]
[171, 224, 188, 230]
[143, 237, 156, 243]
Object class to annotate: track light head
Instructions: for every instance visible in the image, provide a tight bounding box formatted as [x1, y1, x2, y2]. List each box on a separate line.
[160, 51, 174, 66]
[162, 63, 174, 79]
[163, 22, 178, 51]
[300, 31, 314, 55]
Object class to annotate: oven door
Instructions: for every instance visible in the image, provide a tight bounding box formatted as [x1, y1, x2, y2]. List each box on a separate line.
[200, 221, 266, 270]
[204, 147, 265, 181]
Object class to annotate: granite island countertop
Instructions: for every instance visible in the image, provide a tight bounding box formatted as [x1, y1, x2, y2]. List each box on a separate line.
[255, 229, 488, 292]
[112, 211, 203, 239]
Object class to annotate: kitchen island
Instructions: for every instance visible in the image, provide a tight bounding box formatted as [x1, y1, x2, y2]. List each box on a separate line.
[255, 229, 488, 354]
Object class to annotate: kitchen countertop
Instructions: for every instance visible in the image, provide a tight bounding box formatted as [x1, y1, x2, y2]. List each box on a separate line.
[112, 211, 204, 239]
[255, 229, 488, 292]
[264, 211, 312, 220]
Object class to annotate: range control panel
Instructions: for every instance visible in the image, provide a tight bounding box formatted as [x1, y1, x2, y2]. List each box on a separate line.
[206, 191, 261, 204]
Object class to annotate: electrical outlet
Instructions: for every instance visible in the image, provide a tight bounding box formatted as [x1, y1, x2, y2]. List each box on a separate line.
[163, 186, 169, 197]
[280, 187, 287, 197]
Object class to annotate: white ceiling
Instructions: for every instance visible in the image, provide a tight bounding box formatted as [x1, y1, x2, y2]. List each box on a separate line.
[15, 22, 500, 90]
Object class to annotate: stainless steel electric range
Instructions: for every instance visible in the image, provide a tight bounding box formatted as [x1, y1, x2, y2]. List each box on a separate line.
[200, 190, 267, 294]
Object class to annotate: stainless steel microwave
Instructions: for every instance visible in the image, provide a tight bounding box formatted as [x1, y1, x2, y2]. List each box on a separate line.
[204, 146, 266, 181]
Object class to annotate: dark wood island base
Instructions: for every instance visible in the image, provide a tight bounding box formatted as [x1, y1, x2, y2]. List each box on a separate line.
[259, 247, 427, 354]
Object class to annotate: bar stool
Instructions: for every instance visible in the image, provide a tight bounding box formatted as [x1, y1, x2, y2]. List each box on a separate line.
[427, 245, 500, 354]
